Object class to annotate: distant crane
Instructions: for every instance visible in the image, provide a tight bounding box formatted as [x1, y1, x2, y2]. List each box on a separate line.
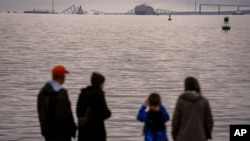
[52, 0, 54, 13]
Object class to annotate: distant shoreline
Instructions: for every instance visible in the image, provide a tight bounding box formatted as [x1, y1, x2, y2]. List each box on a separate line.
[1, 10, 250, 15]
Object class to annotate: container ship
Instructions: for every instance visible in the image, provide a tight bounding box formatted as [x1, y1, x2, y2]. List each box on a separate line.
[135, 4, 155, 15]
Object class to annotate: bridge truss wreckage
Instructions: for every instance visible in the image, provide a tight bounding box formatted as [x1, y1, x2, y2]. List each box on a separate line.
[61, 5, 87, 14]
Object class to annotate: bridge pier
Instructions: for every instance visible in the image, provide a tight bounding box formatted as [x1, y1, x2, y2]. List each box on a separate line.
[199, 5, 201, 14]
[218, 5, 220, 15]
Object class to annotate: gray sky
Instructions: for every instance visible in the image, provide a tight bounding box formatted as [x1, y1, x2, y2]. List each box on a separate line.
[0, 0, 250, 12]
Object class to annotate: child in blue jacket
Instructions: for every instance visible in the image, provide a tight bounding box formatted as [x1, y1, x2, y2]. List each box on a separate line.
[137, 93, 169, 141]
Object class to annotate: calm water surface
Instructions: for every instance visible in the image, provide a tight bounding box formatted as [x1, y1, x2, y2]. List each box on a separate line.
[0, 14, 250, 141]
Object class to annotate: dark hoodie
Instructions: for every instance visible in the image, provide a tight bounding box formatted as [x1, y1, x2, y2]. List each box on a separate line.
[172, 91, 213, 141]
[76, 86, 111, 141]
[37, 82, 76, 138]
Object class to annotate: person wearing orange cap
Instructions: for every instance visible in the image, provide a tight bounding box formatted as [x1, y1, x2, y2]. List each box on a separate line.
[37, 65, 76, 141]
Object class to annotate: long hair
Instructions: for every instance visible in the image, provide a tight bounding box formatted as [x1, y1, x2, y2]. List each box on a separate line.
[184, 77, 201, 94]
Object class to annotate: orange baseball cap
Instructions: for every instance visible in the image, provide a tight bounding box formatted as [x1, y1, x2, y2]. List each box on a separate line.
[52, 65, 69, 77]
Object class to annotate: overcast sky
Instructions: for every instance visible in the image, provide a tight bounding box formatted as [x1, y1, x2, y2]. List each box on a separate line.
[0, 0, 250, 12]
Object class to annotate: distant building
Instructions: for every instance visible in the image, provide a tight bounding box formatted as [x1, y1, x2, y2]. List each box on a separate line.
[24, 9, 53, 14]
[135, 4, 155, 15]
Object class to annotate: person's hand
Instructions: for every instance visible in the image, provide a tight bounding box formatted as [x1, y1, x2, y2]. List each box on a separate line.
[145, 99, 149, 106]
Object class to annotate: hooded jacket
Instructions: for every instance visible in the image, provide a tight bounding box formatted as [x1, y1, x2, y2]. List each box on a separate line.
[172, 91, 214, 141]
[37, 82, 76, 138]
[76, 86, 111, 141]
[137, 105, 170, 141]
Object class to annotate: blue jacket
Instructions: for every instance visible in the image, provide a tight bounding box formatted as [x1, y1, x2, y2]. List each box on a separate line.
[137, 105, 169, 141]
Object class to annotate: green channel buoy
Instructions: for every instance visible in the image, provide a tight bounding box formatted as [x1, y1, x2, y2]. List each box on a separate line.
[224, 17, 229, 22]
[222, 17, 230, 30]
[222, 26, 230, 30]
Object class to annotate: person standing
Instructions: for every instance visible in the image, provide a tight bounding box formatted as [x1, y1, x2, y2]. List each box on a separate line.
[76, 72, 111, 141]
[172, 77, 214, 141]
[137, 93, 170, 141]
[37, 65, 76, 141]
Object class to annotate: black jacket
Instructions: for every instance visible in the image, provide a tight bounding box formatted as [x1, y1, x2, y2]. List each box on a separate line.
[37, 82, 76, 138]
[76, 86, 111, 141]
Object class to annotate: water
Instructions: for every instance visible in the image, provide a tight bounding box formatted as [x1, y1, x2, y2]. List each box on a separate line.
[0, 14, 250, 141]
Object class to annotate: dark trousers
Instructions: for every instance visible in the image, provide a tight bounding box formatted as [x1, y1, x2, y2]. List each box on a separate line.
[45, 136, 71, 141]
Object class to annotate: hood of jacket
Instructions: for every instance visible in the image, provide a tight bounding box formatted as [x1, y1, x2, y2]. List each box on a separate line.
[48, 80, 62, 92]
[41, 82, 57, 96]
[180, 91, 203, 102]
[81, 86, 104, 100]
[41, 80, 63, 96]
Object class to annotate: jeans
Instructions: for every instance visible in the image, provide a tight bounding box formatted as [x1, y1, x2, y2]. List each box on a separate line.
[45, 136, 71, 141]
